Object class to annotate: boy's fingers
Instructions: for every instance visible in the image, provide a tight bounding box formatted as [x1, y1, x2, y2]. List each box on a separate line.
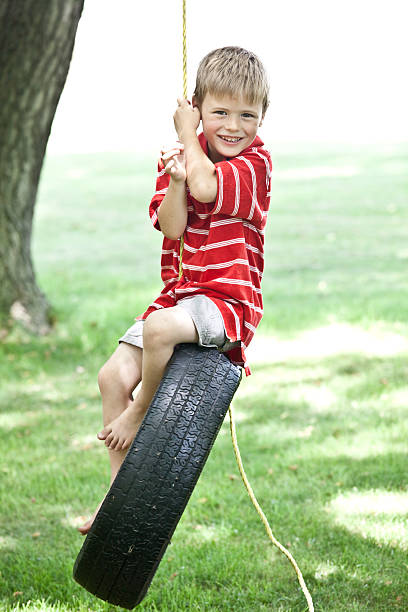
[177, 98, 191, 107]
[161, 150, 180, 162]
[164, 160, 175, 173]
[161, 143, 184, 155]
[161, 147, 184, 159]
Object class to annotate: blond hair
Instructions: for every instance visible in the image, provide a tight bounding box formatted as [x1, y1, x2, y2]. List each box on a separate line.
[194, 46, 269, 116]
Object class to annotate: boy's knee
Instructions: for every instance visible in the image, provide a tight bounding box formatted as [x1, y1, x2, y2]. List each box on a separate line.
[98, 358, 119, 393]
[98, 345, 141, 394]
[143, 309, 180, 348]
[143, 310, 168, 348]
[97, 361, 112, 393]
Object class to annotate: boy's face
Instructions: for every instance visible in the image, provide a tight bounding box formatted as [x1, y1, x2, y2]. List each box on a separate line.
[194, 92, 263, 163]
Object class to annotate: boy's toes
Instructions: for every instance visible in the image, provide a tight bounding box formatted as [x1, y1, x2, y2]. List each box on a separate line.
[97, 426, 111, 440]
[124, 436, 134, 450]
[78, 519, 92, 535]
[116, 437, 130, 452]
[118, 437, 132, 451]
[107, 434, 120, 450]
[110, 437, 122, 452]
[104, 432, 115, 447]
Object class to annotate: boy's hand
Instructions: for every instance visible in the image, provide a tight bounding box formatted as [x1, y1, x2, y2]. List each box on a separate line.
[174, 98, 201, 139]
[161, 143, 186, 182]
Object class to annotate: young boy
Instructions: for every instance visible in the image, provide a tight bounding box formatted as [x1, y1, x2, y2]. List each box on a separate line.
[79, 46, 272, 535]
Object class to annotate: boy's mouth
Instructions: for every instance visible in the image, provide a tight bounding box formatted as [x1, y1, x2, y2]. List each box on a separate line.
[218, 135, 243, 143]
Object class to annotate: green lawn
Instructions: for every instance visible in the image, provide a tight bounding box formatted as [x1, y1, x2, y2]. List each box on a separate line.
[1, 142, 407, 611]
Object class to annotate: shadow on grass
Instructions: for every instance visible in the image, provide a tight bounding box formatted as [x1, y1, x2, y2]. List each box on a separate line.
[1, 335, 407, 610]
[1, 455, 406, 611]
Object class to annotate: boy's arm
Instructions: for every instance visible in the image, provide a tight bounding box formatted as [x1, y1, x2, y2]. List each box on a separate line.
[157, 144, 188, 240]
[174, 99, 217, 203]
[157, 179, 187, 240]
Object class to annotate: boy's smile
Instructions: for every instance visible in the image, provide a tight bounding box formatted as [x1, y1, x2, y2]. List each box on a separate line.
[195, 93, 263, 163]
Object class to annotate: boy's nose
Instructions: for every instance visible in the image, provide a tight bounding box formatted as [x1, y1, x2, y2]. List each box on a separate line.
[225, 115, 240, 131]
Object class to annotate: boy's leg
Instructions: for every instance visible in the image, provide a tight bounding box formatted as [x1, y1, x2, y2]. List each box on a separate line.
[98, 306, 198, 451]
[97, 342, 144, 451]
[78, 342, 142, 534]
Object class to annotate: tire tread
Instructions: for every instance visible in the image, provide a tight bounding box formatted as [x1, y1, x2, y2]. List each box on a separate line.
[73, 344, 241, 608]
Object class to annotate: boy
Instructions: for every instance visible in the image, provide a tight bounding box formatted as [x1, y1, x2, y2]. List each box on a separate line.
[79, 46, 272, 535]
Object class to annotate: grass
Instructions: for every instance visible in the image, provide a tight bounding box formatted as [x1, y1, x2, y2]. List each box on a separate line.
[0, 141, 407, 611]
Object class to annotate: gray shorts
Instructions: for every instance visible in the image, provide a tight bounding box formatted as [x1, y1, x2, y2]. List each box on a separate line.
[119, 295, 240, 353]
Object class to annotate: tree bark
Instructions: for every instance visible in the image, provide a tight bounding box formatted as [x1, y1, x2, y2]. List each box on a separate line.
[0, 0, 84, 333]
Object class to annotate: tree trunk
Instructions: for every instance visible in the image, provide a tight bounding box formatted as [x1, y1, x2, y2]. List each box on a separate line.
[0, 0, 84, 334]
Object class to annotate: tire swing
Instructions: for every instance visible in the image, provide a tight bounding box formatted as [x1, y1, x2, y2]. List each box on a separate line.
[73, 343, 241, 608]
[74, 2, 314, 610]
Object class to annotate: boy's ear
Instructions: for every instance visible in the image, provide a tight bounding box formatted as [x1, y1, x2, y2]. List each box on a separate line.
[192, 95, 199, 109]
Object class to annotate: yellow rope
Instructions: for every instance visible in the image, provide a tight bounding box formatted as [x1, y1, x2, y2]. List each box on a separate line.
[182, 0, 187, 100]
[228, 403, 315, 612]
[179, 0, 187, 279]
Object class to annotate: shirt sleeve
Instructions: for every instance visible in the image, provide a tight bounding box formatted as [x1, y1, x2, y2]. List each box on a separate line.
[211, 150, 272, 229]
[149, 161, 170, 231]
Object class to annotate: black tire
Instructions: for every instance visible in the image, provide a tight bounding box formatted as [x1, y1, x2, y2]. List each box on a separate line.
[73, 343, 241, 609]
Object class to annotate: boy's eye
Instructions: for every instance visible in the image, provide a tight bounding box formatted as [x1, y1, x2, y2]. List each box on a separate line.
[242, 113, 255, 119]
[214, 110, 227, 116]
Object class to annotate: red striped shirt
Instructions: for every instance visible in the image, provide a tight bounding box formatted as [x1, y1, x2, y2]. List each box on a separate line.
[138, 132, 272, 375]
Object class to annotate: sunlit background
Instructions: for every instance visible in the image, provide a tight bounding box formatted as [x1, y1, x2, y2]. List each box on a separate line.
[47, 0, 408, 154]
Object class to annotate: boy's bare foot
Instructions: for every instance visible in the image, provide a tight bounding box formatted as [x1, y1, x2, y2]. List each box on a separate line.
[97, 401, 147, 451]
[77, 500, 103, 535]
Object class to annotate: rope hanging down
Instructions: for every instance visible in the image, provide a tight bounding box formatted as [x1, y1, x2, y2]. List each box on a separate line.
[182, 0, 187, 100]
[228, 404, 314, 611]
[179, 5, 314, 607]
[179, 0, 187, 279]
